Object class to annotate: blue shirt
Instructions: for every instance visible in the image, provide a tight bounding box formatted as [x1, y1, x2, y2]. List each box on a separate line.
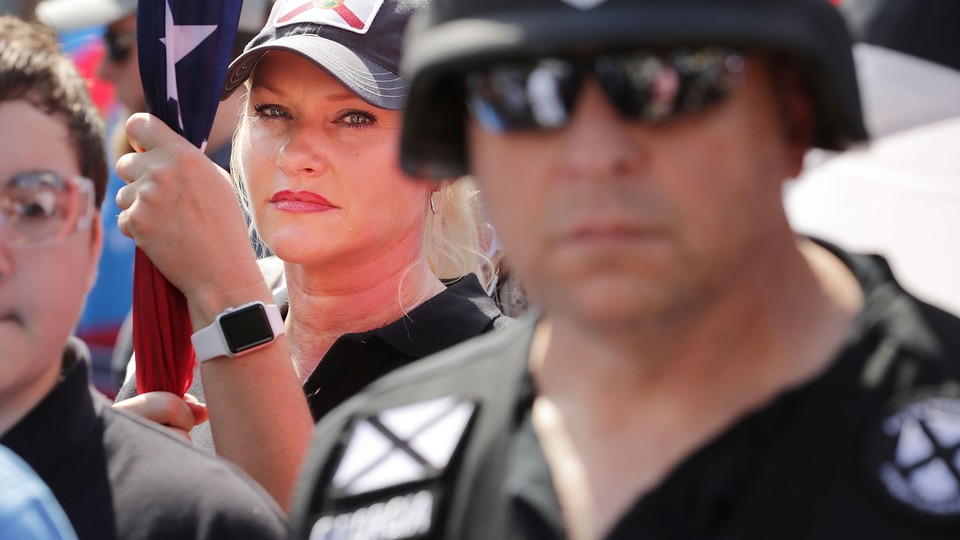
[0, 444, 77, 540]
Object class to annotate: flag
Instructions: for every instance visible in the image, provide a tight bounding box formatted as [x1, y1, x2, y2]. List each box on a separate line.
[134, 0, 243, 396]
[274, 0, 383, 34]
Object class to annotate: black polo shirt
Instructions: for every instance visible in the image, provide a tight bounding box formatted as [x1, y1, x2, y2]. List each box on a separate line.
[290, 245, 960, 540]
[300, 273, 511, 420]
[2, 339, 287, 540]
[116, 273, 511, 449]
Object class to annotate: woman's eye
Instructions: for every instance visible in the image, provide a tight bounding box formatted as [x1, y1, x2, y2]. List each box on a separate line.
[337, 110, 378, 129]
[253, 103, 289, 119]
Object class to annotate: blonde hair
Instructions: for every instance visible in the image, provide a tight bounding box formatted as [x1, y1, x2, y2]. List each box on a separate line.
[229, 97, 495, 293]
[424, 177, 493, 289]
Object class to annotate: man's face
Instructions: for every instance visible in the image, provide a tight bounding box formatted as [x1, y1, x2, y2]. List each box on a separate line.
[0, 100, 101, 411]
[97, 13, 145, 114]
[468, 56, 808, 326]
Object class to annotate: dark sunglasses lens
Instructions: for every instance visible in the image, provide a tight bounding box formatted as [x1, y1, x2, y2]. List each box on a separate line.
[467, 48, 745, 133]
[466, 59, 578, 133]
[597, 48, 745, 123]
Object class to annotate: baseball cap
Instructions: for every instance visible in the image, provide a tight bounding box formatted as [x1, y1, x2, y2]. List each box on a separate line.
[36, 0, 137, 31]
[399, 0, 869, 178]
[223, 0, 426, 110]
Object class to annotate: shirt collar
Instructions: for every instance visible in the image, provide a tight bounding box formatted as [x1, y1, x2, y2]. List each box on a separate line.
[1, 338, 101, 476]
[337, 273, 505, 358]
[276, 273, 504, 359]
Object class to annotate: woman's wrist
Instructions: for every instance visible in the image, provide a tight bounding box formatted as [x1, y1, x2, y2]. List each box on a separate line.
[187, 279, 275, 330]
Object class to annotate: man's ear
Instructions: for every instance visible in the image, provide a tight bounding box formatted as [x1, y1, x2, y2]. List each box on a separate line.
[86, 213, 103, 294]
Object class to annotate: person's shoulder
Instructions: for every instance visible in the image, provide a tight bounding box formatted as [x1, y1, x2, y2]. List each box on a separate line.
[822, 242, 960, 362]
[289, 317, 535, 539]
[492, 310, 518, 330]
[301, 317, 532, 449]
[315, 314, 531, 426]
[374, 313, 532, 394]
[831, 248, 960, 530]
[97, 398, 287, 538]
[440, 273, 519, 331]
[853, 249, 960, 369]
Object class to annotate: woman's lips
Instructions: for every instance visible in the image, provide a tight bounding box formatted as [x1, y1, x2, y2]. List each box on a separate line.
[270, 190, 337, 213]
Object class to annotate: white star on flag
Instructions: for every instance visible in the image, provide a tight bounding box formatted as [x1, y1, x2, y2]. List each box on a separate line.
[159, 0, 217, 131]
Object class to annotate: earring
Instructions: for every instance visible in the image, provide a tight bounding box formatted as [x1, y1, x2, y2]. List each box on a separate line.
[430, 191, 438, 215]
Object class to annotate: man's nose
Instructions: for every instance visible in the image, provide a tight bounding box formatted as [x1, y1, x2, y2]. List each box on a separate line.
[557, 80, 645, 180]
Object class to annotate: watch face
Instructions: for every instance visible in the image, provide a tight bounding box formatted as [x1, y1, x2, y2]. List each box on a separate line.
[220, 305, 274, 354]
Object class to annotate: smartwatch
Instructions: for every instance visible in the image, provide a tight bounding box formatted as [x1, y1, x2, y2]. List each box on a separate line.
[191, 301, 285, 363]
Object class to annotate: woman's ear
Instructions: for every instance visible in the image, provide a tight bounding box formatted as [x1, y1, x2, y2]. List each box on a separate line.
[428, 178, 456, 212]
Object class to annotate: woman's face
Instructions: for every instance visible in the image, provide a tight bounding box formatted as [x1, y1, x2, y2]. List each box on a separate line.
[238, 51, 432, 270]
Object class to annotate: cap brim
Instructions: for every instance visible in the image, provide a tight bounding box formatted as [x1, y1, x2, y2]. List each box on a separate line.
[223, 34, 407, 110]
[36, 0, 137, 31]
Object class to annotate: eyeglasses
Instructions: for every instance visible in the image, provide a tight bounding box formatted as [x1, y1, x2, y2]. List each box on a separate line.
[0, 171, 95, 248]
[465, 47, 746, 133]
[103, 30, 137, 64]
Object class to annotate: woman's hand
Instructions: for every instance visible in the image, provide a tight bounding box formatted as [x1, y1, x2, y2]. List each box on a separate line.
[114, 113, 270, 324]
[115, 115, 312, 509]
[114, 392, 208, 442]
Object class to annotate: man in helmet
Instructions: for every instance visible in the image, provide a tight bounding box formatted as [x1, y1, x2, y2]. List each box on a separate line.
[289, 1, 960, 538]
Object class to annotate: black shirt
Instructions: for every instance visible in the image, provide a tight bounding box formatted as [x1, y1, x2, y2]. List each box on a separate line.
[116, 273, 511, 447]
[2, 339, 287, 540]
[289, 246, 960, 540]
[300, 273, 512, 420]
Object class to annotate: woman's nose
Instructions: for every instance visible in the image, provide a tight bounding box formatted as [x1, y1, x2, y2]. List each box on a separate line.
[276, 126, 327, 178]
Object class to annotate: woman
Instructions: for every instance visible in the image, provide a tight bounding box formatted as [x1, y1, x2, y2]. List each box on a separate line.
[113, 0, 510, 509]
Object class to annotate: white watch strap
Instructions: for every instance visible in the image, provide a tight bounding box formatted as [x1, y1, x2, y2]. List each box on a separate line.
[192, 302, 285, 363]
[265, 303, 285, 334]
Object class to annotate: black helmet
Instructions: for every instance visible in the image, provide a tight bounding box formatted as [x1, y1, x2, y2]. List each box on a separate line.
[400, 0, 869, 178]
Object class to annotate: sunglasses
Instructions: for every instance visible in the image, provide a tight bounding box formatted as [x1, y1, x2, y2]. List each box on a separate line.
[465, 47, 746, 133]
[103, 30, 137, 63]
[0, 171, 95, 248]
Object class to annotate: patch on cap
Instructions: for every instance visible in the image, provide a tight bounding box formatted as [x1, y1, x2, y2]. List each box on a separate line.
[273, 0, 384, 35]
[558, 0, 609, 10]
[866, 396, 960, 520]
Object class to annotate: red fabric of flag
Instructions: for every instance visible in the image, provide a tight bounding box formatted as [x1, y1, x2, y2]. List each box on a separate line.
[133, 249, 194, 395]
[133, 0, 243, 396]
